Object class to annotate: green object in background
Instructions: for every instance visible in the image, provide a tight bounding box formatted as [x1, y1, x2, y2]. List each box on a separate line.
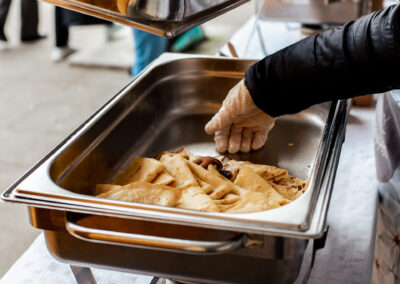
[171, 26, 206, 52]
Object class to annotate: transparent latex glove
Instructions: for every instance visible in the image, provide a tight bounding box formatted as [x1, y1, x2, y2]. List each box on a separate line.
[205, 79, 276, 153]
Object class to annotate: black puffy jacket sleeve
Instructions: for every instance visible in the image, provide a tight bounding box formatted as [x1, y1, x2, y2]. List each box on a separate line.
[245, 4, 400, 117]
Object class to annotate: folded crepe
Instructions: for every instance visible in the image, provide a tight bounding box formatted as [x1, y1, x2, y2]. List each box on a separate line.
[268, 176, 309, 201]
[186, 160, 239, 198]
[159, 153, 199, 188]
[177, 186, 220, 212]
[95, 147, 307, 214]
[97, 181, 181, 206]
[152, 171, 175, 186]
[222, 166, 290, 213]
[222, 160, 288, 182]
[111, 157, 165, 185]
[95, 183, 121, 195]
[158, 153, 220, 212]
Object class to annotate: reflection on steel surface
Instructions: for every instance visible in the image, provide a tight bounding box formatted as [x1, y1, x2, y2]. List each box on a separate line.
[66, 214, 246, 254]
[129, 0, 227, 21]
[39, 0, 249, 37]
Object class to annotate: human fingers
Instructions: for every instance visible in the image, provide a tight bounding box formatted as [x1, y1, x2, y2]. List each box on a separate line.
[228, 125, 243, 154]
[205, 106, 232, 135]
[240, 128, 253, 153]
[251, 130, 269, 151]
[214, 127, 230, 153]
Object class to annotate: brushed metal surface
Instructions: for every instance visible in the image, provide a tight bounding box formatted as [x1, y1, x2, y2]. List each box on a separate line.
[29, 208, 306, 260]
[29, 207, 308, 283]
[130, 0, 229, 21]
[39, 0, 249, 37]
[44, 228, 307, 284]
[65, 215, 246, 254]
[70, 266, 96, 284]
[2, 53, 349, 238]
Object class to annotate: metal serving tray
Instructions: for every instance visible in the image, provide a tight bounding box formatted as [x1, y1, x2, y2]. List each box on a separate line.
[2, 53, 348, 239]
[42, 0, 249, 37]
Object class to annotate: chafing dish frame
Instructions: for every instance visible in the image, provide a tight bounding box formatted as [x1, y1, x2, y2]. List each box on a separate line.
[2, 53, 349, 240]
[1, 53, 348, 283]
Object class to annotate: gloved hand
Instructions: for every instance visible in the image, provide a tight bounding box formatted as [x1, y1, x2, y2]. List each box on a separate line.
[205, 79, 276, 153]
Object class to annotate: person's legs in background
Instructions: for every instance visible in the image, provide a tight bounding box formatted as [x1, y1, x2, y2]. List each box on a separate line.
[169, 26, 205, 52]
[51, 7, 75, 61]
[131, 28, 168, 77]
[52, 8, 116, 62]
[105, 22, 121, 42]
[0, 0, 11, 48]
[0, 0, 45, 47]
[20, 0, 44, 41]
[55, 7, 68, 47]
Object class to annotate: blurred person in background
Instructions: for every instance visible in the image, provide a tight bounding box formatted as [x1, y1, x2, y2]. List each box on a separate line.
[205, 4, 400, 284]
[128, 0, 207, 76]
[0, 0, 46, 50]
[130, 26, 205, 77]
[130, 28, 168, 77]
[52, 7, 119, 62]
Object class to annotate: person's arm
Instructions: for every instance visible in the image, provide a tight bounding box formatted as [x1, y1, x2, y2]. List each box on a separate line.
[246, 4, 400, 117]
[205, 4, 400, 153]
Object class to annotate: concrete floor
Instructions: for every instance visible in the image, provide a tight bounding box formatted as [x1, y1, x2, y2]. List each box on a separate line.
[0, 1, 255, 278]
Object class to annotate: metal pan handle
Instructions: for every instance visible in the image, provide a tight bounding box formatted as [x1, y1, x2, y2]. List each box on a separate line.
[65, 217, 245, 255]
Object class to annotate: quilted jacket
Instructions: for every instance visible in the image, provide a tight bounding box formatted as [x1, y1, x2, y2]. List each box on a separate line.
[245, 4, 400, 117]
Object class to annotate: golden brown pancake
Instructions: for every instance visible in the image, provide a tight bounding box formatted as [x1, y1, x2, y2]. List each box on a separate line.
[111, 157, 164, 185]
[97, 181, 180, 206]
[96, 147, 308, 214]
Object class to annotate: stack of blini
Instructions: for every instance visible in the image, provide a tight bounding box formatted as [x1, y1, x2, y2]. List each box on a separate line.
[95, 148, 308, 213]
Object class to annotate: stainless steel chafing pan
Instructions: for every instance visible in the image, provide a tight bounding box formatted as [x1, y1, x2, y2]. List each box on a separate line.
[2, 53, 349, 283]
[41, 0, 249, 37]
